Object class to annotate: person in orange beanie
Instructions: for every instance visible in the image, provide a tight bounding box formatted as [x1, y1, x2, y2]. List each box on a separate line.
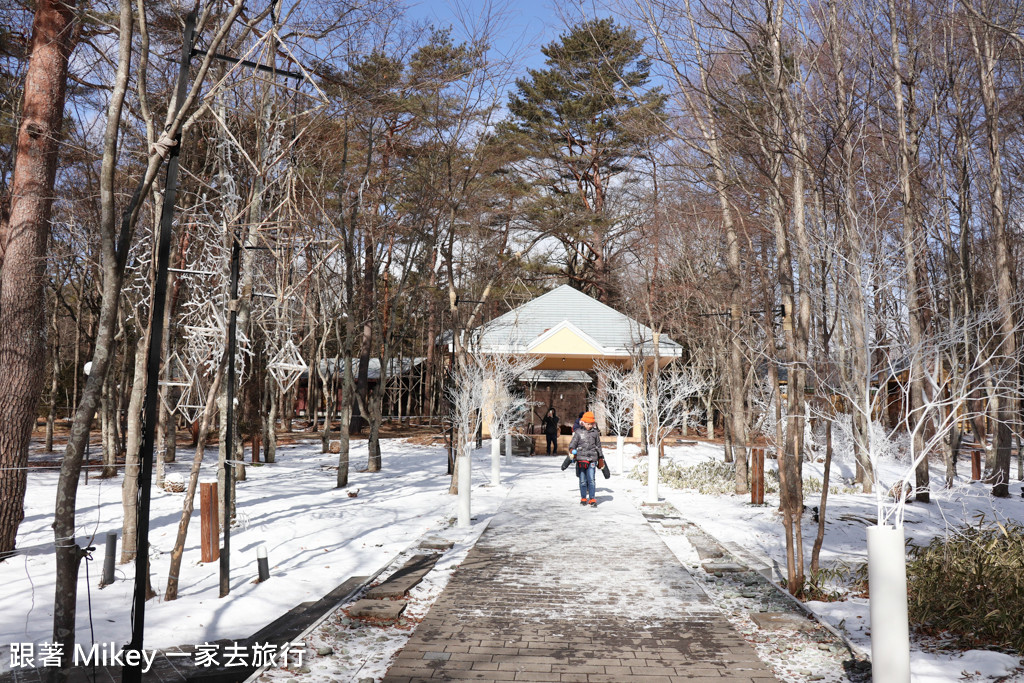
[565, 411, 603, 506]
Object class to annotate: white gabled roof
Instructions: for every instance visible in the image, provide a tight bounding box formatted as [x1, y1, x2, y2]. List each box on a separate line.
[475, 285, 681, 356]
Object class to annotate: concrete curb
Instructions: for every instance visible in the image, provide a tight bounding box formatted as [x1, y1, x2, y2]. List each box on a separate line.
[647, 502, 871, 662]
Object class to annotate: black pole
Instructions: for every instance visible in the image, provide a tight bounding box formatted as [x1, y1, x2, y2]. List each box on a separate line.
[124, 10, 196, 683]
[220, 236, 240, 598]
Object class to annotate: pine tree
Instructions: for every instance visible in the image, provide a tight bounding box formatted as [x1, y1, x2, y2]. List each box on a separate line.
[501, 18, 665, 302]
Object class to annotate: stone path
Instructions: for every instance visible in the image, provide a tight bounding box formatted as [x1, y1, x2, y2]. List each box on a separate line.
[383, 460, 779, 682]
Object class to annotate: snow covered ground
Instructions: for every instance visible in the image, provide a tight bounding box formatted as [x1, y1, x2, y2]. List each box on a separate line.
[623, 439, 1024, 683]
[3, 433, 1022, 681]
[1, 438, 509, 674]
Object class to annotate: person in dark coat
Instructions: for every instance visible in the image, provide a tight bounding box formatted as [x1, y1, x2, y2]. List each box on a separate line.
[541, 408, 560, 455]
[564, 411, 604, 506]
[572, 411, 584, 432]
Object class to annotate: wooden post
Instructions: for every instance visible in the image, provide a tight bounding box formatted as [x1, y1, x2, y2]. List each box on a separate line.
[751, 447, 765, 504]
[251, 435, 261, 463]
[971, 449, 982, 481]
[200, 482, 219, 563]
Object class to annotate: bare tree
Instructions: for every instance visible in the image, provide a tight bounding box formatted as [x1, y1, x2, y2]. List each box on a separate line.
[594, 359, 643, 474]
[483, 353, 537, 483]
[965, 0, 1018, 497]
[641, 364, 708, 502]
[50, 2, 246, 672]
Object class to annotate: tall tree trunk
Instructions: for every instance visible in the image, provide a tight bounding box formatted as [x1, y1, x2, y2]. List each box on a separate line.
[810, 421, 833, 574]
[263, 373, 277, 463]
[121, 332, 148, 562]
[165, 366, 223, 601]
[970, 17, 1016, 497]
[320, 364, 335, 452]
[45, 309, 60, 452]
[337, 371, 354, 488]
[888, 0, 931, 503]
[100, 372, 117, 477]
[50, 0, 123, 674]
[826, 0, 872, 493]
[758, 0, 808, 595]
[336, 318, 355, 487]
[0, 0, 79, 557]
[647, 3, 748, 492]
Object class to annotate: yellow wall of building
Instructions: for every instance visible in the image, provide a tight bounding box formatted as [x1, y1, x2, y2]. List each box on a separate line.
[530, 327, 603, 356]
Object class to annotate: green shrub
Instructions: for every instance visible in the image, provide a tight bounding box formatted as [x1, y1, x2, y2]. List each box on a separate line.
[805, 561, 869, 602]
[906, 519, 1024, 653]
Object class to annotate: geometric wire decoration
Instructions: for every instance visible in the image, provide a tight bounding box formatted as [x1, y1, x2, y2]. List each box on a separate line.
[503, 276, 535, 310]
[182, 300, 228, 373]
[266, 338, 307, 394]
[158, 351, 207, 424]
[173, 375, 208, 425]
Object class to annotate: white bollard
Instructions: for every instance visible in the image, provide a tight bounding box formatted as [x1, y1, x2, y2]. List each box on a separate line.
[458, 444, 472, 527]
[490, 436, 501, 487]
[646, 444, 659, 503]
[616, 435, 625, 475]
[867, 524, 911, 683]
[505, 433, 513, 467]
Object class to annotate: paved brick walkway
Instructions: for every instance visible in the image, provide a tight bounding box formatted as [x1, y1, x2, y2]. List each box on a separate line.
[383, 459, 779, 682]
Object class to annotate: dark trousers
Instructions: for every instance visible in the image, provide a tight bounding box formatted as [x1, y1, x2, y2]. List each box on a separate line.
[545, 433, 557, 454]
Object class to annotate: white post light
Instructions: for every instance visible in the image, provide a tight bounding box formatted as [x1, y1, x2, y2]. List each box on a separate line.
[458, 444, 472, 527]
[646, 445, 660, 504]
[490, 434, 501, 487]
[867, 524, 911, 683]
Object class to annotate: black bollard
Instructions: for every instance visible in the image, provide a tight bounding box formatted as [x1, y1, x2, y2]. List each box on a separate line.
[101, 532, 116, 587]
[257, 545, 270, 583]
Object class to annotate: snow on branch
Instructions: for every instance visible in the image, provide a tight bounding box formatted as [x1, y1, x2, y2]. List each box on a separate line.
[593, 360, 642, 437]
[642, 365, 709, 450]
[485, 353, 539, 437]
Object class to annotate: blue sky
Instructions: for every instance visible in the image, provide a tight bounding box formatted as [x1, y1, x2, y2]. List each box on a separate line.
[404, 0, 569, 75]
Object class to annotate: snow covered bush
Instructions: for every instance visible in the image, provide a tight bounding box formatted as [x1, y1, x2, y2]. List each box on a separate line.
[805, 561, 869, 601]
[906, 519, 1024, 652]
[628, 458, 780, 495]
[816, 414, 909, 466]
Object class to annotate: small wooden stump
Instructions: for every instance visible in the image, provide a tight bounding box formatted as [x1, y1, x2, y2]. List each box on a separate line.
[200, 482, 219, 563]
[971, 449, 982, 481]
[751, 447, 765, 505]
